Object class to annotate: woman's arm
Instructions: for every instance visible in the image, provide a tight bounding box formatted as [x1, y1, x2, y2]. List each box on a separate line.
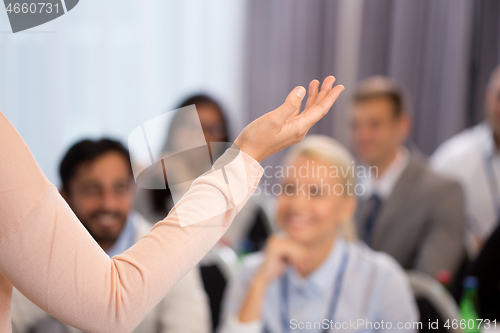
[0, 77, 343, 333]
[0, 134, 261, 333]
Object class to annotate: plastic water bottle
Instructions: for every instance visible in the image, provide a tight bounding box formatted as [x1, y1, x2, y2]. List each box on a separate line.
[460, 276, 481, 333]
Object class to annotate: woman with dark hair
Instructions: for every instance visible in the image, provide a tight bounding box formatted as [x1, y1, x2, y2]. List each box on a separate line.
[139, 94, 272, 330]
[177, 94, 230, 143]
[141, 94, 230, 222]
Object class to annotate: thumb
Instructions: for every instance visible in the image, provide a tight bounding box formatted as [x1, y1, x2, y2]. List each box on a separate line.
[272, 86, 306, 123]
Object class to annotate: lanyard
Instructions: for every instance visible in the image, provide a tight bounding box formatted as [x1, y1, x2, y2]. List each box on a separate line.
[264, 249, 349, 333]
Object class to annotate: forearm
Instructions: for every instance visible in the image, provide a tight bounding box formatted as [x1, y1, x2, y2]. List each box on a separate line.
[3, 167, 261, 333]
[238, 273, 269, 323]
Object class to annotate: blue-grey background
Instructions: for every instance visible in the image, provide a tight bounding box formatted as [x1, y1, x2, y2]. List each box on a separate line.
[0, 0, 499, 186]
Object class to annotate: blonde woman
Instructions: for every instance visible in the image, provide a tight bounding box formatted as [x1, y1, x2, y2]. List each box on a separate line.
[219, 135, 418, 333]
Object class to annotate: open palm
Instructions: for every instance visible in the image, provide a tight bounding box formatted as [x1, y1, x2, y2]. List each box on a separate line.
[235, 76, 345, 162]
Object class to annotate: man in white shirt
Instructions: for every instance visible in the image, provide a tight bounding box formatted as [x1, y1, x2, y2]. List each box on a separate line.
[431, 66, 500, 255]
[11, 138, 211, 333]
[351, 76, 466, 278]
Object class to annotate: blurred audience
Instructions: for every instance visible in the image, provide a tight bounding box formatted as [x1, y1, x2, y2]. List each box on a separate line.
[351, 76, 466, 278]
[134, 94, 271, 331]
[431, 65, 500, 255]
[136, 94, 230, 223]
[136, 94, 270, 254]
[219, 136, 418, 333]
[11, 138, 210, 333]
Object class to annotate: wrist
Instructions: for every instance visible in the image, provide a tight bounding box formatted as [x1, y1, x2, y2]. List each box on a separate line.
[233, 137, 262, 163]
[252, 270, 272, 289]
[237, 271, 270, 324]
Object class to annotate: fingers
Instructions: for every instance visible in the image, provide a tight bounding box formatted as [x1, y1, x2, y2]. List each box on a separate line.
[274, 76, 334, 125]
[283, 243, 312, 273]
[314, 76, 336, 107]
[273, 86, 306, 124]
[304, 79, 320, 110]
[318, 84, 345, 110]
[301, 76, 336, 118]
[299, 84, 345, 129]
[270, 76, 343, 143]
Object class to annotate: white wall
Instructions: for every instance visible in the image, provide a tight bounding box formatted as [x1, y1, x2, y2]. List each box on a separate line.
[0, 0, 247, 186]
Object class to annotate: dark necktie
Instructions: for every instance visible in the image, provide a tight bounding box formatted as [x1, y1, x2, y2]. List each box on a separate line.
[363, 194, 382, 246]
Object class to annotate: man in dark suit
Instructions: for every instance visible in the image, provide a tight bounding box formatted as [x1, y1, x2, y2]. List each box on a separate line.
[351, 76, 466, 278]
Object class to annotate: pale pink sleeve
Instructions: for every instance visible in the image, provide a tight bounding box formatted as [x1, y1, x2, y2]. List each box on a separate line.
[0, 111, 263, 333]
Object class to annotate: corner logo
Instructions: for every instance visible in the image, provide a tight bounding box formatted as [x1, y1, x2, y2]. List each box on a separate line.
[3, 0, 79, 33]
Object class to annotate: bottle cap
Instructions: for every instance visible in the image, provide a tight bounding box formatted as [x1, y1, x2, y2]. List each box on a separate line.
[436, 270, 452, 285]
[463, 276, 479, 289]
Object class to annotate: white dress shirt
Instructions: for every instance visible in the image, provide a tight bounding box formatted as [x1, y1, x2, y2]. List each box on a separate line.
[219, 238, 419, 333]
[431, 122, 500, 243]
[359, 148, 410, 200]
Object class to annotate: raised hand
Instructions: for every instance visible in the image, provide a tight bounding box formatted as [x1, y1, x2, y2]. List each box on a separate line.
[234, 76, 344, 162]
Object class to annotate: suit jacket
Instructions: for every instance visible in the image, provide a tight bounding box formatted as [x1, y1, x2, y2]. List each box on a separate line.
[355, 153, 466, 278]
[11, 215, 211, 333]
